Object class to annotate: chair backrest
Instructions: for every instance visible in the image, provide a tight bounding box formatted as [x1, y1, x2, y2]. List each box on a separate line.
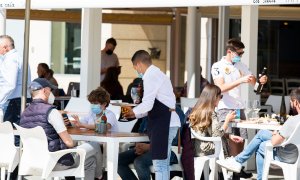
[14, 124, 49, 172]
[106, 104, 121, 120]
[0, 122, 18, 169]
[67, 82, 80, 96]
[284, 96, 290, 114]
[190, 128, 222, 158]
[117, 119, 138, 133]
[265, 95, 282, 114]
[180, 97, 198, 113]
[285, 78, 300, 95]
[269, 78, 285, 96]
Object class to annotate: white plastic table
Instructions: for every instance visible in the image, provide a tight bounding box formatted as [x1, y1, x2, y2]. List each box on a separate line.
[68, 127, 149, 180]
[233, 120, 282, 131]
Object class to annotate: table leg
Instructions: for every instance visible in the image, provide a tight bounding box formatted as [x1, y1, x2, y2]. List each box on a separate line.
[106, 139, 119, 180]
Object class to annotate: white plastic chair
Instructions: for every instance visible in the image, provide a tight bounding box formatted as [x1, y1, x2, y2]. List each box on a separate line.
[106, 104, 121, 120]
[180, 97, 198, 113]
[191, 128, 230, 180]
[14, 124, 86, 180]
[262, 122, 300, 180]
[265, 95, 282, 114]
[0, 121, 20, 180]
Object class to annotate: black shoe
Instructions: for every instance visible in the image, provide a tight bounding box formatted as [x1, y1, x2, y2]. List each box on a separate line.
[233, 166, 253, 179]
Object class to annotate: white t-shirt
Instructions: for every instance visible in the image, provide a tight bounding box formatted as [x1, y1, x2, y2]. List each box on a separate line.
[211, 57, 252, 109]
[80, 109, 119, 132]
[48, 109, 67, 133]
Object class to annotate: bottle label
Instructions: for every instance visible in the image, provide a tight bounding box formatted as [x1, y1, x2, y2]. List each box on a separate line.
[235, 109, 241, 122]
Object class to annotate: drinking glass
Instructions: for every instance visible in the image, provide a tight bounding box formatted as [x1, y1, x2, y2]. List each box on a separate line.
[131, 87, 140, 104]
[243, 100, 252, 119]
[252, 100, 261, 118]
[120, 106, 130, 121]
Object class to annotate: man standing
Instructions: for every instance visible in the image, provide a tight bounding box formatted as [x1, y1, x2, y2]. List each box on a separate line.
[211, 38, 267, 177]
[124, 50, 180, 180]
[100, 37, 119, 82]
[0, 35, 31, 125]
[217, 88, 300, 180]
[20, 78, 101, 180]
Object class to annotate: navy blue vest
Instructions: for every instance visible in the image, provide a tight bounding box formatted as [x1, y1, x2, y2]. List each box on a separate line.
[20, 99, 74, 166]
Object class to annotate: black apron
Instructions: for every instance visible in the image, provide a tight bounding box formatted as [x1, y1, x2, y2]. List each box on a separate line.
[147, 99, 171, 160]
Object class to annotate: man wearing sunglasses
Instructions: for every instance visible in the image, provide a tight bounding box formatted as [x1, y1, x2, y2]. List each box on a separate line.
[211, 38, 268, 178]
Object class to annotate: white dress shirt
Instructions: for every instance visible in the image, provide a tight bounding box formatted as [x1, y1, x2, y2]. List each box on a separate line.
[133, 65, 181, 127]
[0, 49, 31, 109]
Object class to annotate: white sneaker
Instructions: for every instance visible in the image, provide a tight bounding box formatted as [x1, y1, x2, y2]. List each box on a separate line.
[217, 157, 242, 173]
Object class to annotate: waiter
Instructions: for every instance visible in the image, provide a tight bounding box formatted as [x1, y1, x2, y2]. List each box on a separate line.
[124, 50, 180, 180]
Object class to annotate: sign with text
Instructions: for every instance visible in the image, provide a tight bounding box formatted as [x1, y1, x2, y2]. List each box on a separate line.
[0, 0, 299, 9]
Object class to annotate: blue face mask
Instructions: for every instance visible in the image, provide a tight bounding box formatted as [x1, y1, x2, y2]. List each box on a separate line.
[91, 104, 102, 114]
[232, 55, 241, 63]
[136, 71, 143, 78]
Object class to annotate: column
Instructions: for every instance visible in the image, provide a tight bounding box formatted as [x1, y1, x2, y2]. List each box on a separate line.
[0, 10, 5, 122]
[0, 9, 6, 35]
[170, 8, 181, 87]
[185, 7, 197, 98]
[195, 9, 201, 97]
[217, 6, 229, 60]
[80, 8, 102, 97]
[241, 5, 259, 171]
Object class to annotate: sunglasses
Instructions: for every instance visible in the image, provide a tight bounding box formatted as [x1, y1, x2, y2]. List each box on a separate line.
[232, 50, 244, 57]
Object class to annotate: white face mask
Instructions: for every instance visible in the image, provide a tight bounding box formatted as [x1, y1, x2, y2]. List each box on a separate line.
[48, 92, 55, 104]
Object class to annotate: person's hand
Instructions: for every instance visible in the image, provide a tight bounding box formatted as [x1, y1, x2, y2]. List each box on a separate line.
[71, 115, 82, 128]
[123, 107, 136, 119]
[135, 143, 150, 155]
[239, 74, 255, 84]
[259, 75, 268, 85]
[63, 116, 71, 126]
[225, 111, 236, 122]
[229, 135, 244, 143]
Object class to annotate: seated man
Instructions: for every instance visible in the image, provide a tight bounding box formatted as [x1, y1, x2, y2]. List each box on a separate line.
[118, 105, 185, 180]
[20, 78, 101, 180]
[217, 88, 300, 180]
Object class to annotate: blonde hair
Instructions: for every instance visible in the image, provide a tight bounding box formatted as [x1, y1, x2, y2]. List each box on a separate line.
[189, 84, 221, 132]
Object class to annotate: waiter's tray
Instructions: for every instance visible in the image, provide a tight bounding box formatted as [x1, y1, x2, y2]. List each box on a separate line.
[110, 102, 137, 107]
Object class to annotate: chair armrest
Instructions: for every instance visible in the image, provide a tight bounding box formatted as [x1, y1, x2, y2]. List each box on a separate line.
[43, 149, 86, 178]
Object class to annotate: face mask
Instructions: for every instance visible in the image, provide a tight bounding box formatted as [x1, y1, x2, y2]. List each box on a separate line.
[91, 104, 102, 115]
[106, 50, 113, 55]
[232, 55, 241, 63]
[136, 71, 143, 78]
[48, 92, 55, 104]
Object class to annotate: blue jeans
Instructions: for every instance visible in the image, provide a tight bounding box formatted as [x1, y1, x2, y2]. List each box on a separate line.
[153, 127, 178, 180]
[235, 130, 272, 180]
[118, 148, 152, 180]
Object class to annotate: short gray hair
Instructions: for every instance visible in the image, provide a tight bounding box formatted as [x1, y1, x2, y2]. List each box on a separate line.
[0, 35, 15, 49]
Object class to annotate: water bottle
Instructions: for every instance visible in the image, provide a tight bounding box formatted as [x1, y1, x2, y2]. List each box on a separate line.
[235, 109, 241, 122]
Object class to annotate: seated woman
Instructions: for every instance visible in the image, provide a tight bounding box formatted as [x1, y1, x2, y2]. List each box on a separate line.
[37, 63, 60, 96]
[189, 84, 241, 157]
[101, 66, 124, 100]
